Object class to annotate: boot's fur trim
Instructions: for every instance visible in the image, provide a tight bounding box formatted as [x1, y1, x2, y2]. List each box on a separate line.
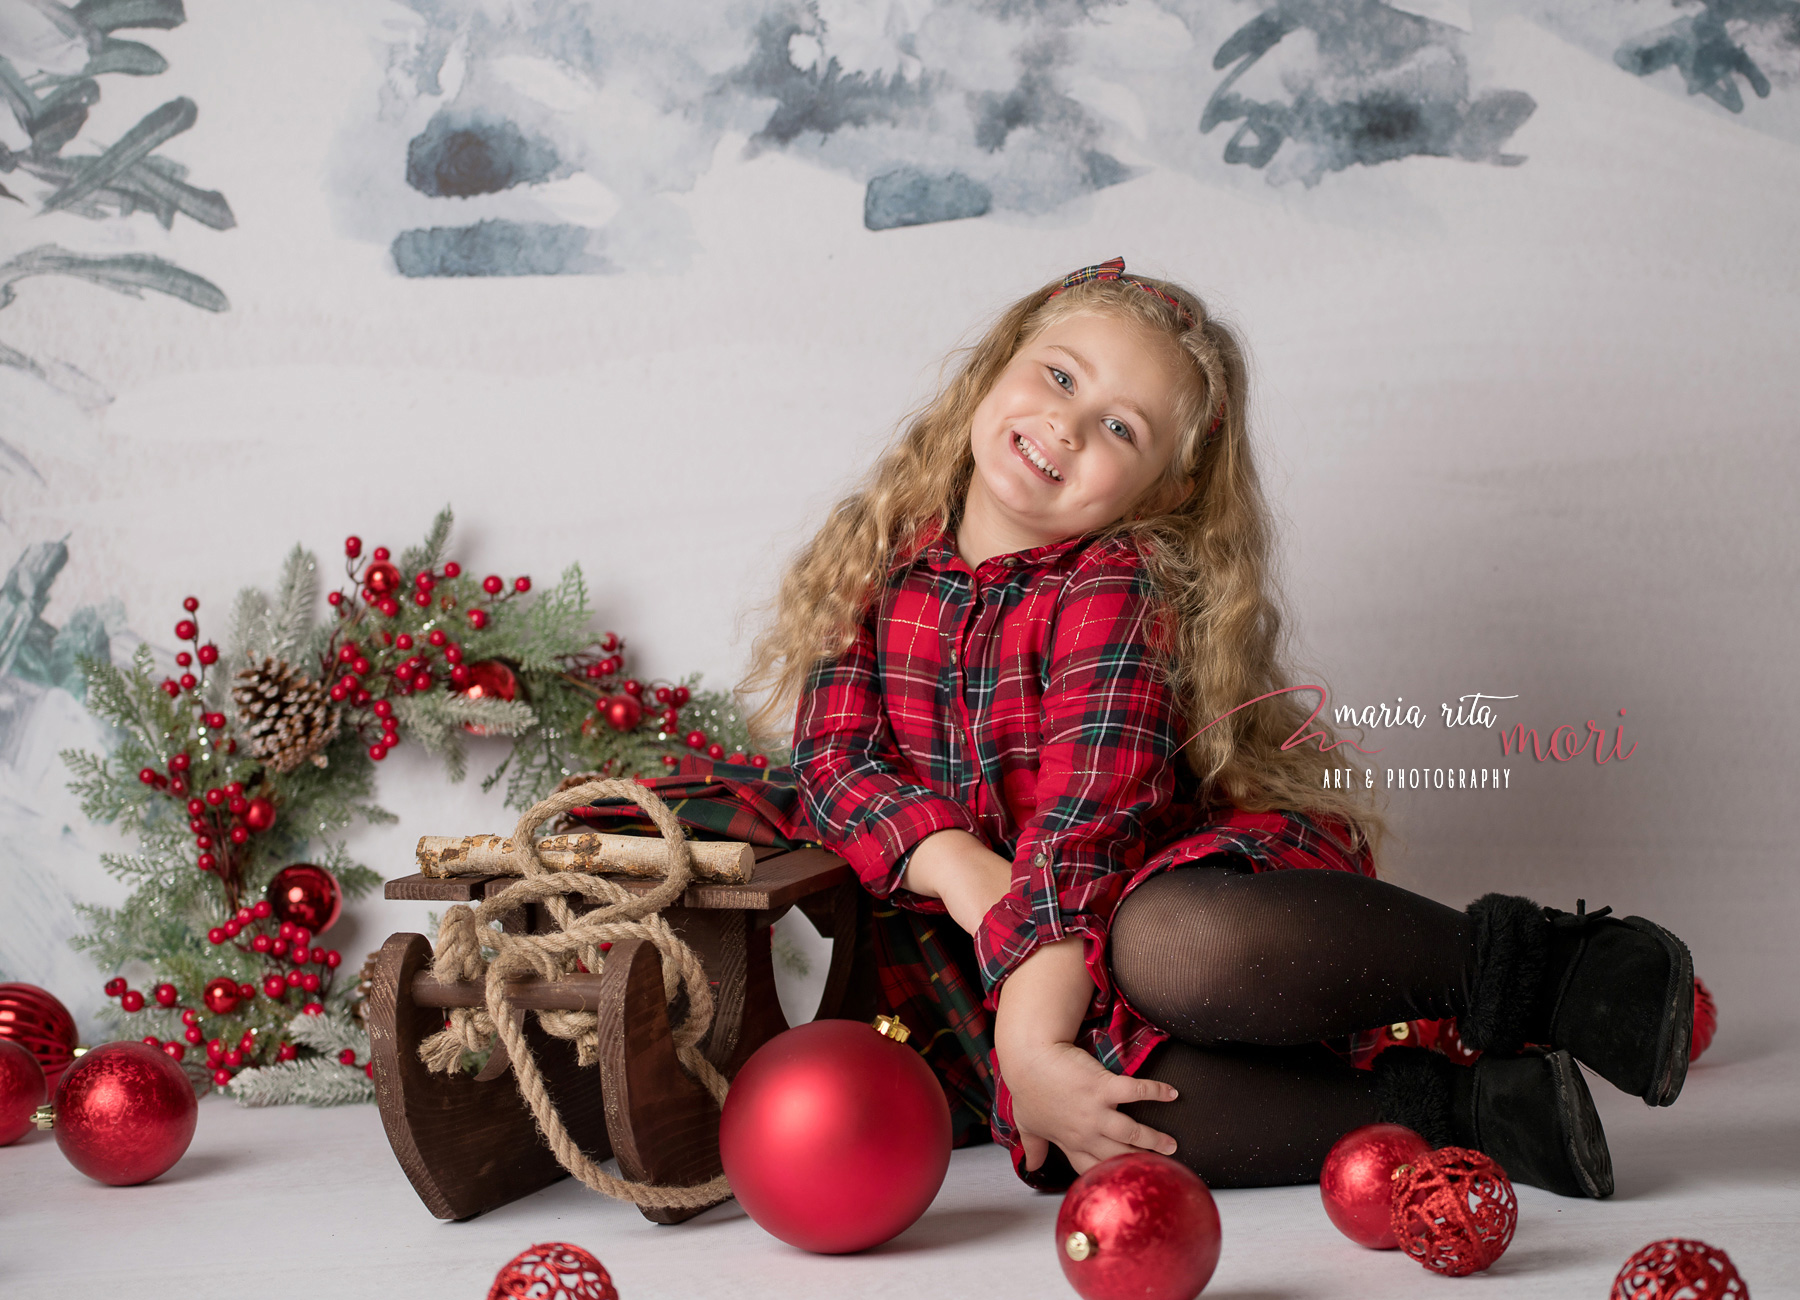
[1462, 892, 1549, 1053]
[1373, 1047, 1459, 1148]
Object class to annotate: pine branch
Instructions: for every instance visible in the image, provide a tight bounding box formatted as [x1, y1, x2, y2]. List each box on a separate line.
[285, 1010, 368, 1057]
[399, 505, 454, 577]
[267, 546, 318, 661]
[229, 1057, 374, 1107]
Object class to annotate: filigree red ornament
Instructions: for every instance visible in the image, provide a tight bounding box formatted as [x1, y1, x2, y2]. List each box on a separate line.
[487, 1243, 618, 1300]
[1691, 978, 1718, 1062]
[0, 983, 80, 1092]
[1390, 1147, 1517, 1277]
[1611, 1238, 1747, 1299]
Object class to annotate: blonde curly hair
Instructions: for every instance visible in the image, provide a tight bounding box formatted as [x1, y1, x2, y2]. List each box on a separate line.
[741, 268, 1385, 864]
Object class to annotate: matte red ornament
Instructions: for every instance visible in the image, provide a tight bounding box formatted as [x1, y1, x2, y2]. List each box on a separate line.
[1390, 1147, 1517, 1277]
[461, 660, 519, 734]
[0, 983, 80, 1092]
[0, 1038, 47, 1145]
[202, 977, 243, 1016]
[1610, 1238, 1747, 1299]
[719, 1017, 952, 1253]
[364, 561, 402, 596]
[1320, 1123, 1432, 1249]
[1056, 1152, 1221, 1300]
[602, 695, 643, 733]
[1691, 978, 1717, 1062]
[487, 1242, 618, 1300]
[50, 1041, 197, 1185]
[266, 864, 343, 934]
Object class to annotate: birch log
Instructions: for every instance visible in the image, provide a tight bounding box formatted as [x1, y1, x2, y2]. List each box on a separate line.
[415, 832, 754, 883]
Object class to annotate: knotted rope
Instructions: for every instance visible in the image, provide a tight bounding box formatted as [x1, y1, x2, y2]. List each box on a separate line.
[418, 779, 731, 1209]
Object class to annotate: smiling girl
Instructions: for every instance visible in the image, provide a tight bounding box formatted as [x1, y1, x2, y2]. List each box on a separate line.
[743, 259, 1693, 1197]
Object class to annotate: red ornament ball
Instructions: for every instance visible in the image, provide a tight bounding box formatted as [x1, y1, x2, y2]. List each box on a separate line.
[488, 1242, 618, 1300]
[1391, 1146, 1517, 1277]
[602, 695, 643, 733]
[267, 864, 343, 934]
[364, 561, 402, 597]
[1056, 1152, 1221, 1300]
[719, 1017, 952, 1253]
[51, 1041, 198, 1185]
[1320, 1123, 1432, 1249]
[202, 977, 242, 1016]
[244, 797, 277, 833]
[1692, 978, 1718, 1062]
[0, 983, 80, 1092]
[460, 660, 519, 735]
[0, 1038, 47, 1145]
[1611, 1238, 1747, 1299]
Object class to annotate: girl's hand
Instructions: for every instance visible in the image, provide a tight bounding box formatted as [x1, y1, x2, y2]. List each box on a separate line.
[1004, 1037, 1179, 1175]
[993, 937, 1178, 1175]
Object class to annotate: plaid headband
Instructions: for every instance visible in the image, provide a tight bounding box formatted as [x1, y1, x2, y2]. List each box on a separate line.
[1046, 257, 1225, 440]
[1046, 256, 1197, 330]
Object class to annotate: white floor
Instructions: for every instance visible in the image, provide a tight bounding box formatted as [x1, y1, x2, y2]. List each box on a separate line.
[1, 1029, 1794, 1299]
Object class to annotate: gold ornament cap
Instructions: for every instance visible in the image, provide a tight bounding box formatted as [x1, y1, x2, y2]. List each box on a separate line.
[32, 1104, 54, 1132]
[870, 1014, 911, 1044]
[1064, 1230, 1094, 1262]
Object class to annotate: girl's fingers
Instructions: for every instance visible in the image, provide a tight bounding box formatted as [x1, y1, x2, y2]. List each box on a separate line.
[1102, 1073, 1178, 1108]
[1100, 1112, 1178, 1157]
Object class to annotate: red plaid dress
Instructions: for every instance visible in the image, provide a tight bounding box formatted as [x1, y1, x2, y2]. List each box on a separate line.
[793, 525, 1375, 1187]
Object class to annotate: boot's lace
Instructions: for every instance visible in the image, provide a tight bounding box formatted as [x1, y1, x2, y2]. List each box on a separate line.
[1545, 899, 1614, 929]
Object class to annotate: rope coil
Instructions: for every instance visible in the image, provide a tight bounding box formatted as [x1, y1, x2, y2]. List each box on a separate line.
[419, 779, 731, 1209]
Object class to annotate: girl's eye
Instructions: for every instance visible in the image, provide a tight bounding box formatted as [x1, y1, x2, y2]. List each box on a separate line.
[1104, 417, 1134, 443]
[1049, 367, 1073, 391]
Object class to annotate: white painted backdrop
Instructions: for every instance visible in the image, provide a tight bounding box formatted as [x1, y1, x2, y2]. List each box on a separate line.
[2, 0, 1794, 1050]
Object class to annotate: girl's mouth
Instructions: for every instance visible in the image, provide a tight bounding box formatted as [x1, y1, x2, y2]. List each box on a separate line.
[1013, 433, 1063, 482]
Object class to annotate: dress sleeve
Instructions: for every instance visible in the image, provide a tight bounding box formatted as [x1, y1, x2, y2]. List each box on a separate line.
[975, 547, 1183, 1003]
[793, 603, 981, 901]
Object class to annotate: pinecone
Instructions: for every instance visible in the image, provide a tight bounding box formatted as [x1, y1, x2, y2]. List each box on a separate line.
[232, 657, 340, 773]
[349, 950, 380, 1024]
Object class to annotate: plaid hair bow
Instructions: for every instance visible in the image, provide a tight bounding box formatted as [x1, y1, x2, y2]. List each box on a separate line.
[1048, 257, 1223, 439]
[1048, 256, 1196, 329]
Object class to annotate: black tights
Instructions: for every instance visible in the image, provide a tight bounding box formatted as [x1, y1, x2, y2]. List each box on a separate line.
[1108, 861, 1475, 1187]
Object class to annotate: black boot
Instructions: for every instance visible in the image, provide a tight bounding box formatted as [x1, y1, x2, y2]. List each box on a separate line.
[1462, 894, 1694, 1107]
[1374, 1046, 1614, 1199]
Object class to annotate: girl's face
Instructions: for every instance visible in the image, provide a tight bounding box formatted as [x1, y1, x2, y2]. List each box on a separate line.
[962, 311, 1191, 560]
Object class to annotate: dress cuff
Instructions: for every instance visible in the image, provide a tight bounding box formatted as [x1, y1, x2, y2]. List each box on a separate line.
[837, 793, 981, 899]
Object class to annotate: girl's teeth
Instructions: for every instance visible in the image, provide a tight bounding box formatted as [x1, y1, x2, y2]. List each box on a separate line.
[1015, 434, 1061, 480]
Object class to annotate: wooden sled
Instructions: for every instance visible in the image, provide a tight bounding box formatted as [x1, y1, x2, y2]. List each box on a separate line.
[367, 845, 857, 1223]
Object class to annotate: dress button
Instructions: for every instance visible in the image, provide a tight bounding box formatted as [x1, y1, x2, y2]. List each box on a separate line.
[1034, 851, 1048, 868]
[1002, 557, 1019, 568]
[948, 648, 959, 665]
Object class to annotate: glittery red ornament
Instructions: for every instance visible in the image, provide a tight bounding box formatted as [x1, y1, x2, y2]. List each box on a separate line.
[719, 1017, 951, 1253]
[1320, 1123, 1432, 1249]
[266, 864, 343, 934]
[364, 561, 402, 597]
[1390, 1147, 1517, 1277]
[50, 1041, 198, 1185]
[1056, 1152, 1221, 1300]
[488, 1243, 618, 1300]
[460, 660, 519, 734]
[202, 977, 243, 1016]
[0, 1038, 47, 1145]
[1691, 978, 1717, 1062]
[602, 695, 643, 733]
[1610, 1238, 1747, 1299]
[0, 983, 79, 1092]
